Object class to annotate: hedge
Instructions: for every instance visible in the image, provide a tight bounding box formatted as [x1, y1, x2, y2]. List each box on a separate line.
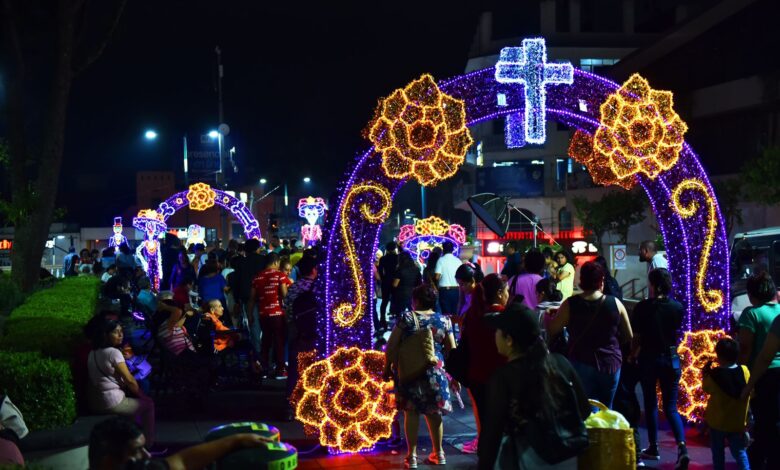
[0, 272, 25, 317]
[0, 276, 100, 430]
[0, 351, 76, 431]
[0, 277, 100, 358]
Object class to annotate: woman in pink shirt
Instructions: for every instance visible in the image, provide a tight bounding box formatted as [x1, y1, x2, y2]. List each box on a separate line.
[508, 250, 546, 310]
[87, 319, 156, 446]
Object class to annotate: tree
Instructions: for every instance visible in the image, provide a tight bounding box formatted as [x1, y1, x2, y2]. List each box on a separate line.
[573, 189, 647, 250]
[742, 147, 780, 205]
[1, 0, 126, 291]
[713, 178, 744, 240]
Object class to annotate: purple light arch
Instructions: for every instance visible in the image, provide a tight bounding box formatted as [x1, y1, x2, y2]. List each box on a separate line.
[320, 66, 730, 355]
[157, 187, 262, 240]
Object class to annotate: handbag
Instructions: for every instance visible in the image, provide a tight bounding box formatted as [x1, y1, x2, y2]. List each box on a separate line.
[397, 312, 438, 385]
[445, 335, 470, 386]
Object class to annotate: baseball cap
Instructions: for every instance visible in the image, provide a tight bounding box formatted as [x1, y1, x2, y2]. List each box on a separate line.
[484, 302, 541, 349]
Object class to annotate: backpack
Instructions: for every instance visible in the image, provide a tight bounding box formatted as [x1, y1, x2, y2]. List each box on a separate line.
[288, 287, 318, 343]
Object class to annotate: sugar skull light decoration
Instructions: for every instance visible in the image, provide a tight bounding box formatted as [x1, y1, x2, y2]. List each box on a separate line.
[186, 224, 205, 248]
[398, 216, 466, 264]
[133, 209, 167, 291]
[298, 196, 327, 246]
[108, 217, 128, 252]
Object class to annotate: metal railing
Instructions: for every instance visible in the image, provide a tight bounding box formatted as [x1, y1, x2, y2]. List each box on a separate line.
[620, 278, 647, 300]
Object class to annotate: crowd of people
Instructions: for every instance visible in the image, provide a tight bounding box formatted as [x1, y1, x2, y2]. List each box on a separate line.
[8, 235, 775, 470]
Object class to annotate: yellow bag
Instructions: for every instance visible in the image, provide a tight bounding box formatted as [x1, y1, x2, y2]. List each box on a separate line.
[577, 400, 636, 470]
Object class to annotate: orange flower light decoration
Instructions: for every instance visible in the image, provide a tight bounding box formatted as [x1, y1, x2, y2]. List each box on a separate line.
[569, 74, 688, 189]
[295, 347, 395, 453]
[369, 74, 473, 186]
[677, 329, 729, 422]
[186, 182, 217, 211]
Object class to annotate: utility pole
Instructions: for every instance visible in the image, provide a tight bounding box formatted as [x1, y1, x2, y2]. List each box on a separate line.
[215, 46, 229, 242]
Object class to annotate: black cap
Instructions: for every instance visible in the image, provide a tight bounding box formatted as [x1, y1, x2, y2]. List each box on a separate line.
[485, 302, 541, 349]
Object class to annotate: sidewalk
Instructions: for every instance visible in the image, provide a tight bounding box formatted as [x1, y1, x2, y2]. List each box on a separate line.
[154, 379, 736, 469]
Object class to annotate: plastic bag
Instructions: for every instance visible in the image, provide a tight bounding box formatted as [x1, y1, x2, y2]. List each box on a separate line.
[585, 400, 630, 430]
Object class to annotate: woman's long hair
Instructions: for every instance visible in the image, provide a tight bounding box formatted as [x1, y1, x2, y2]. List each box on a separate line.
[90, 318, 121, 350]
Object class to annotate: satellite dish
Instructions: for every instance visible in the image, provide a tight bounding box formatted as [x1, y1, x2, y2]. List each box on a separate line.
[467, 193, 511, 238]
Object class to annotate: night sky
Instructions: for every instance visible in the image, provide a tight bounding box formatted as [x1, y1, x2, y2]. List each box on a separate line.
[62, 0, 482, 224]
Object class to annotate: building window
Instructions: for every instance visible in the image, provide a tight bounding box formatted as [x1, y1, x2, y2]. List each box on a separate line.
[559, 207, 573, 231]
[579, 58, 619, 72]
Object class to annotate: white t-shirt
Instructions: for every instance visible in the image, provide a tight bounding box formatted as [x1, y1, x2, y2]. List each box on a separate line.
[435, 253, 463, 287]
[87, 347, 126, 411]
[648, 252, 668, 272]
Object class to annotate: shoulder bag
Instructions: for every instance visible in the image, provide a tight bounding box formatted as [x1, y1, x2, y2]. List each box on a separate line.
[397, 312, 438, 385]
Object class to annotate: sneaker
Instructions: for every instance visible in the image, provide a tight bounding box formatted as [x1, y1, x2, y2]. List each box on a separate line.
[640, 445, 660, 460]
[404, 455, 417, 469]
[636, 461, 646, 468]
[461, 437, 478, 454]
[424, 452, 446, 465]
[675, 445, 689, 470]
[275, 367, 288, 379]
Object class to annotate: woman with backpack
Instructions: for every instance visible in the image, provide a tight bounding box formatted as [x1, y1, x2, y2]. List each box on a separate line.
[478, 303, 591, 469]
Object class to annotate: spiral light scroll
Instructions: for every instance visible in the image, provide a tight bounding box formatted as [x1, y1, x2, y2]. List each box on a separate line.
[671, 179, 723, 312]
[333, 182, 393, 327]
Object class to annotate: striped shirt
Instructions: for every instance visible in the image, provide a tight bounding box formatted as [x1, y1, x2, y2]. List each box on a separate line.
[157, 324, 195, 355]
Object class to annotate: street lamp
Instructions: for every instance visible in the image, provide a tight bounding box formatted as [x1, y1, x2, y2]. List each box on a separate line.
[144, 130, 158, 140]
[303, 177, 311, 183]
[208, 130, 219, 139]
[259, 178, 268, 185]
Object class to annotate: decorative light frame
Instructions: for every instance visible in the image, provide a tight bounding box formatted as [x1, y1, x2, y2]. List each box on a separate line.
[313, 39, 730, 451]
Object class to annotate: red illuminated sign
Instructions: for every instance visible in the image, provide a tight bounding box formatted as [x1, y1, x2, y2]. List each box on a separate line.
[0, 240, 12, 251]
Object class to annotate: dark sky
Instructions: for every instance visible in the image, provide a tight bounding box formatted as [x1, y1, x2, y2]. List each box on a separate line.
[62, 0, 482, 224]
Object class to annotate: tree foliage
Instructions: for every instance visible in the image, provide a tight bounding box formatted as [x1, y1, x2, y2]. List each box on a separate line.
[713, 178, 744, 239]
[742, 147, 780, 205]
[1, 0, 126, 291]
[573, 189, 647, 249]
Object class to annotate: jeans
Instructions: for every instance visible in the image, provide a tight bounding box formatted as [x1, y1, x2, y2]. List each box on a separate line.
[710, 429, 749, 470]
[639, 356, 686, 446]
[439, 288, 459, 316]
[379, 286, 392, 326]
[571, 361, 620, 409]
[613, 361, 642, 460]
[748, 367, 780, 470]
[247, 304, 262, 354]
[260, 314, 286, 371]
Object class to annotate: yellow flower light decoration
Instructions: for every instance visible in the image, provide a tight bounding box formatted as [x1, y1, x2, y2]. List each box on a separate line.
[671, 178, 723, 312]
[186, 182, 217, 211]
[570, 74, 688, 189]
[136, 209, 164, 222]
[296, 347, 395, 453]
[677, 329, 729, 422]
[415, 215, 450, 236]
[368, 74, 473, 186]
[333, 182, 393, 327]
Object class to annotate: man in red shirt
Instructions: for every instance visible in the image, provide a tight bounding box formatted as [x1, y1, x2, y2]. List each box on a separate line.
[247, 253, 292, 378]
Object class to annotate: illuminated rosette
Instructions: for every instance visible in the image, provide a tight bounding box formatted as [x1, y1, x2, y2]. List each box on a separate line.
[295, 347, 395, 453]
[368, 74, 473, 186]
[675, 329, 729, 422]
[569, 74, 688, 189]
[186, 182, 217, 211]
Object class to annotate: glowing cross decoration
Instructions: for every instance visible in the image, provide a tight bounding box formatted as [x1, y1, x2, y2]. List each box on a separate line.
[495, 37, 574, 145]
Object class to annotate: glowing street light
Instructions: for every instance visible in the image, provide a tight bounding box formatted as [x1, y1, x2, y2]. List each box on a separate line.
[259, 178, 268, 184]
[303, 177, 311, 183]
[144, 130, 158, 140]
[208, 130, 219, 139]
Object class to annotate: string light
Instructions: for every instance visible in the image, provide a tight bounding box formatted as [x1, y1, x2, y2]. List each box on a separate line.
[593, 74, 688, 184]
[107, 217, 128, 252]
[333, 183, 392, 328]
[298, 197, 328, 246]
[397, 216, 467, 263]
[369, 74, 473, 186]
[495, 37, 574, 144]
[676, 329, 729, 422]
[186, 182, 217, 211]
[296, 347, 395, 453]
[568, 130, 637, 190]
[132, 209, 167, 291]
[671, 179, 724, 312]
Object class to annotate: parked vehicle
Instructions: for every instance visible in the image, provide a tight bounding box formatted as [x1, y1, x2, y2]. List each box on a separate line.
[730, 227, 780, 320]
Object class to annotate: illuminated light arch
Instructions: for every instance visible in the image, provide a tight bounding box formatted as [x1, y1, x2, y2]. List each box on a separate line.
[157, 183, 262, 240]
[311, 37, 730, 450]
[134, 183, 262, 289]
